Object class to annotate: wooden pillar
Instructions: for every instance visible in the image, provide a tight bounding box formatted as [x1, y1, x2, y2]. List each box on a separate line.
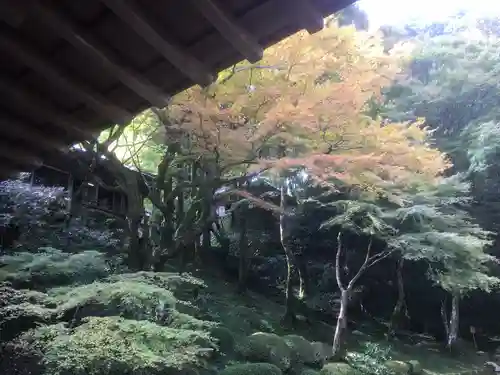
[120, 193, 126, 215]
[112, 191, 117, 212]
[94, 184, 99, 205]
[29, 168, 35, 187]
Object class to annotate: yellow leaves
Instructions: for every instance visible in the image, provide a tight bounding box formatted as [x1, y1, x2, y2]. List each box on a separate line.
[163, 19, 446, 190]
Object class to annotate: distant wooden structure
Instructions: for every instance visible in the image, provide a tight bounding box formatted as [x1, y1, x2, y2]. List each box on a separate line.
[0, 0, 354, 179]
[25, 149, 144, 218]
[29, 163, 127, 217]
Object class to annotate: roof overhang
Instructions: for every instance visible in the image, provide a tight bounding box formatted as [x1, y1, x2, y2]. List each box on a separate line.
[0, 0, 355, 178]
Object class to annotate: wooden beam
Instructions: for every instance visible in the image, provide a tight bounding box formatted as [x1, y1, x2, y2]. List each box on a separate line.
[31, 2, 170, 108]
[0, 114, 67, 152]
[99, 0, 215, 87]
[0, 139, 43, 167]
[90, 0, 347, 120]
[0, 0, 34, 27]
[289, 0, 325, 34]
[192, 0, 263, 63]
[0, 31, 132, 125]
[0, 75, 94, 141]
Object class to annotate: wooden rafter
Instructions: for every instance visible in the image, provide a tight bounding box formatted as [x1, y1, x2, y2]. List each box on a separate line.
[99, 0, 215, 87]
[32, 2, 170, 108]
[289, 0, 325, 34]
[192, 0, 263, 63]
[0, 31, 132, 125]
[0, 139, 43, 167]
[0, 114, 66, 152]
[0, 0, 32, 27]
[0, 75, 93, 140]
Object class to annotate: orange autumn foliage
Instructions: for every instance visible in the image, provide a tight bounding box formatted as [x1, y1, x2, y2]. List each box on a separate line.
[164, 21, 449, 190]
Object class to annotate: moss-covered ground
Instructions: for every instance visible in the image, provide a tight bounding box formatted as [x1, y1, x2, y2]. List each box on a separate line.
[0, 250, 488, 375]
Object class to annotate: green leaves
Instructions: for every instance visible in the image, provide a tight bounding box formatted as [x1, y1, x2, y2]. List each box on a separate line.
[321, 199, 396, 238]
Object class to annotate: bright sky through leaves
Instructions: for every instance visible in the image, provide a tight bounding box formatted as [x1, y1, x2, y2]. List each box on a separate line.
[358, 0, 500, 29]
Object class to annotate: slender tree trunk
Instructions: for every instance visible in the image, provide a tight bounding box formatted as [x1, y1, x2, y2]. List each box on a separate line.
[237, 212, 249, 293]
[176, 189, 186, 274]
[388, 257, 406, 337]
[447, 292, 460, 350]
[280, 183, 296, 324]
[332, 289, 350, 360]
[332, 233, 377, 360]
[296, 254, 309, 300]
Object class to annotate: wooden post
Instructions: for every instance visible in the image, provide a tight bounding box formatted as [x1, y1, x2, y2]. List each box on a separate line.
[29, 168, 35, 187]
[94, 184, 99, 205]
[112, 191, 117, 212]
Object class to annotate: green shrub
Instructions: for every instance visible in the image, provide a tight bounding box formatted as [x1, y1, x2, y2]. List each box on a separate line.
[210, 326, 236, 353]
[347, 342, 393, 375]
[0, 323, 68, 375]
[0, 286, 48, 307]
[0, 248, 110, 289]
[41, 316, 216, 375]
[0, 302, 54, 341]
[240, 332, 292, 371]
[219, 362, 283, 375]
[0, 286, 56, 342]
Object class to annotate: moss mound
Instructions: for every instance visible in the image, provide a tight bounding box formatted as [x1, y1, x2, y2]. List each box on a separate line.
[311, 342, 333, 365]
[0, 302, 54, 342]
[240, 332, 292, 371]
[386, 360, 411, 374]
[0, 286, 55, 342]
[35, 316, 216, 375]
[107, 271, 206, 300]
[219, 362, 283, 375]
[283, 334, 317, 365]
[297, 369, 320, 375]
[50, 279, 217, 331]
[0, 249, 110, 289]
[51, 280, 178, 323]
[320, 363, 358, 375]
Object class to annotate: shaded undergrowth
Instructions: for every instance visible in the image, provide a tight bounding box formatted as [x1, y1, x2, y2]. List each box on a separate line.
[0, 249, 486, 375]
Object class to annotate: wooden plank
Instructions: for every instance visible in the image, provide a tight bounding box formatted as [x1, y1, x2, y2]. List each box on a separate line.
[0, 138, 42, 167]
[102, 0, 324, 115]
[0, 75, 95, 141]
[0, 114, 68, 152]
[32, 2, 170, 108]
[0, 0, 35, 27]
[192, 0, 263, 63]
[100, 0, 215, 87]
[0, 31, 132, 125]
[289, 0, 325, 33]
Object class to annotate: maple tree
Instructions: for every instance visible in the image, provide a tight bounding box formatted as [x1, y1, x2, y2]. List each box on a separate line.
[152, 20, 452, 355]
[87, 19, 452, 352]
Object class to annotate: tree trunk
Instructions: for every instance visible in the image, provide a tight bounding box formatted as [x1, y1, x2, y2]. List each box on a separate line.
[123, 170, 148, 271]
[447, 292, 460, 350]
[237, 212, 249, 293]
[388, 257, 406, 337]
[332, 289, 350, 360]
